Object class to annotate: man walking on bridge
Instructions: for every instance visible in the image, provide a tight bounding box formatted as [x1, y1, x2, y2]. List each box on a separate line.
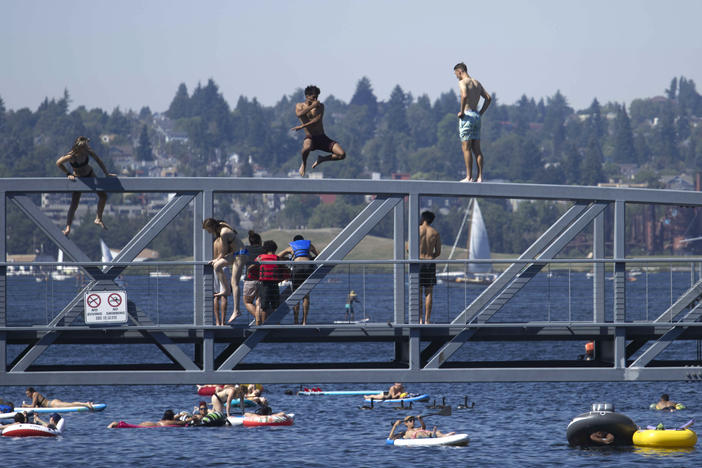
[454, 63, 492, 182]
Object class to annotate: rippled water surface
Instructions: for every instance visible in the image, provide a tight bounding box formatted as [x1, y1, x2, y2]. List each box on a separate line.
[2, 272, 702, 465]
[1, 381, 700, 466]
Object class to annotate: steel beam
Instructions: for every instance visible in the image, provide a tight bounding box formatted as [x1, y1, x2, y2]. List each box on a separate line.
[424, 202, 605, 368]
[217, 198, 399, 370]
[5, 177, 702, 207]
[1, 366, 701, 386]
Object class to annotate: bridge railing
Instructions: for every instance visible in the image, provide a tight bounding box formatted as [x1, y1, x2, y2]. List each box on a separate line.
[2, 177, 702, 383]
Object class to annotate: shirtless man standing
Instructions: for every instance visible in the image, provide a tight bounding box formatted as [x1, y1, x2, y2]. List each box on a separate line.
[453, 63, 492, 182]
[419, 211, 441, 324]
[292, 85, 346, 176]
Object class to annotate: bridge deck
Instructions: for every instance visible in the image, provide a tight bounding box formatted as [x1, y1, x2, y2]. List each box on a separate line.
[2, 177, 702, 384]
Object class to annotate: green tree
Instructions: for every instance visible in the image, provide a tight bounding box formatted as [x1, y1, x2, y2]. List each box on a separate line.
[136, 124, 153, 161]
[349, 77, 378, 119]
[581, 138, 605, 185]
[611, 103, 637, 163]
[167, 83, 190, 119]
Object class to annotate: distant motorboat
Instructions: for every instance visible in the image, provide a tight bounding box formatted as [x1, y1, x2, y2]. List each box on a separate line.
[438, 199, 497, 285]
[179, 275, 193, 281]
[149, 271, 171, 278]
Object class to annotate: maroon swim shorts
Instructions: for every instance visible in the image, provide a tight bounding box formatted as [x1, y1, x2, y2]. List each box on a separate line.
[305, 134, 337, 152]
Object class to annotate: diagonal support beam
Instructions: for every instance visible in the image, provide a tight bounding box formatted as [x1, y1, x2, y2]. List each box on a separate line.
[474, 202, 609, 322]
[283, 197, 401, 310]
[424, 202, 606, 368]
[10, 194, 102, 278]
[9, 193, 196, 371]
[627, 278, 702, 360]
[630, 302, 702, 368]
[456, 202, 593, 325]
[217, 197, 401, 370]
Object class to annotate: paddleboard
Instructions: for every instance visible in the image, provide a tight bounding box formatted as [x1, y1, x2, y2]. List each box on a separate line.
[228, 413, 295, 427]
[364, 394, 430, 404]
[333, 318, 371, 324]
[387, 433, 469, 447]
[0, 403, 106, 419]
[298, 389, 383, 396]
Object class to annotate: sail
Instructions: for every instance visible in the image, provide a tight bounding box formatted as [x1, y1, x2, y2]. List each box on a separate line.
[468, 200, 491, 273]
[100, 238, 114, 268]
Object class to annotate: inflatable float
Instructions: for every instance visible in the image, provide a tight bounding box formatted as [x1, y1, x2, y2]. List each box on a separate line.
[649, 403, 686, 411]
[566, 403, 637, 447]
[298, 389, 383, 396]
[196, 384, 263, 396]
[364, 394, 430, 404]
[2, 419, 65, 438]
[227, 413, 294, 427]
[633, 428, 697, 448]
[112, 421, 188, 429]
[0, 403, 106, 420]
[387, 433, 470, 447]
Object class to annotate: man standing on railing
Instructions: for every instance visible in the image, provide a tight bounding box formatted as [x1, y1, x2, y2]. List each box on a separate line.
[419, 211, 441, 324]
[454, 63, 491, 182]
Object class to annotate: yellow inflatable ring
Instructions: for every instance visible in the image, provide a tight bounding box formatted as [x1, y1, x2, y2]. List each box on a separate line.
[633, 429, 697, 448]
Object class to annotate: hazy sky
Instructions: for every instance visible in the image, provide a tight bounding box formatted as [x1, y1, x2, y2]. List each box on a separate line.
[2, 0, 701, 112]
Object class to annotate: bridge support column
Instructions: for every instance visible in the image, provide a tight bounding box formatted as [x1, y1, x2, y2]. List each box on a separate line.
[613, 200, 626, 368]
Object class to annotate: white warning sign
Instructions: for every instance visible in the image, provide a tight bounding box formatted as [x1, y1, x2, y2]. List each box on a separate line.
[84, 290, 128, 324]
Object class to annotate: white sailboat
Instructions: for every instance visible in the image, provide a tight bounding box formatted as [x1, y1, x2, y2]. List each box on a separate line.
[51, 249, 78, 281]
[101, 238, 126, 287]
[437, 199, 497, 285]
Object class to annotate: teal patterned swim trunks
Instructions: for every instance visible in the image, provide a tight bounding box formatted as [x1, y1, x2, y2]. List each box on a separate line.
[459, 110, 481, 141]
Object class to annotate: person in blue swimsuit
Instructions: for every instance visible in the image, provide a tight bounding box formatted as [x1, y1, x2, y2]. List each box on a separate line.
[278, 235, 319, 325]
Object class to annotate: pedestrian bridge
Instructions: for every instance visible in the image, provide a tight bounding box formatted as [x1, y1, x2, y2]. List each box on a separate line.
[2, 176, 702, 385]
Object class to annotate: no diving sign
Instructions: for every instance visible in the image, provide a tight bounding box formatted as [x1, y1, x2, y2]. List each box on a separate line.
[84, 291, 128, 324]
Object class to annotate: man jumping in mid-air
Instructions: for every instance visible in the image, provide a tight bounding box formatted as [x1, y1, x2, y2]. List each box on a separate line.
[292, 85, 346, 176]
[454, 63, 491, 182]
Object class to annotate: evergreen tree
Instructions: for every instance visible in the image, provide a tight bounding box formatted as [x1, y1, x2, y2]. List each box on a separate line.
[383, 85, 409, 133]
[585, 98, 606, 143]
[407, 94, 436, 148]
[581, 138, 605, 185]
[432, 90, 459, 123]
[349, 77, 378, 118]
[106, 107, 130, 135]
[665, 77, 678, 100]
[612, 103, 637, 163]
[139, 106, 152, 120]
[167, 83, 190, 119]
[0, 95, 5, 129]
[136, 124, 153, 161]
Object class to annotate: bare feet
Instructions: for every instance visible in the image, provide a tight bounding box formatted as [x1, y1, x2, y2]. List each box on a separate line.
[227, 311, 241, 323]
[476, 176, 483, 182]
[460, 177, 473, 183]
[299, 162, 306, 177]
[94, 218, 107, 230]
[62, 226, 71, 236]
[311, 155, 330, 170]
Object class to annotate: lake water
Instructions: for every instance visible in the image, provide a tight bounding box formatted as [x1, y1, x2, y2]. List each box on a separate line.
[2, 270, 701, 465]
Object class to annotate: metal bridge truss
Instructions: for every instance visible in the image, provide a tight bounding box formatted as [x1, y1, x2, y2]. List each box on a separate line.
[2, 177, 702, 385]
